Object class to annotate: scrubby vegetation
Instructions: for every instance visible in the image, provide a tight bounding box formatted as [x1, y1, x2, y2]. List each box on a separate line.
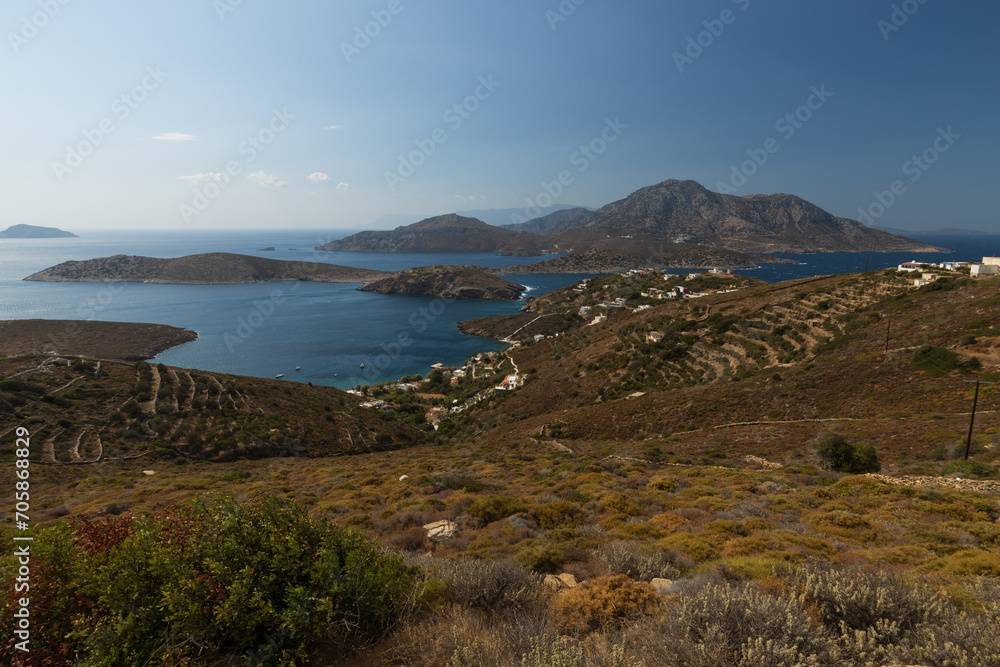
[2, 269, 999, 664]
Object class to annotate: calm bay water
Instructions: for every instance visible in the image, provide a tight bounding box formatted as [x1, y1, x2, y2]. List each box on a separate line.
[1, 230, 997, 388]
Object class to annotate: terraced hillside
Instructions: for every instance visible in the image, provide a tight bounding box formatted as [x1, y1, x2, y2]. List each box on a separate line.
[455, 270, 1000, 458]
[0, 355, 425, 467]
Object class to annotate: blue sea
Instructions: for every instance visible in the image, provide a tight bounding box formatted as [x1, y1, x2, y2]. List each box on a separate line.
[1, 230, 997, 389]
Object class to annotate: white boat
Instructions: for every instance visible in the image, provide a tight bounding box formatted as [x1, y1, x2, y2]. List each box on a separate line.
[275, 374, 284, 379]
[359, 363, 365, 368]
[295, 366, 301, 371]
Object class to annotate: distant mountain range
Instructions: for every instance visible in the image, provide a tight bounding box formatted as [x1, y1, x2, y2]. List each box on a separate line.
[366, 204, 587, 230]
[319, 180, 943, 263]
[1, 224, 77, 238]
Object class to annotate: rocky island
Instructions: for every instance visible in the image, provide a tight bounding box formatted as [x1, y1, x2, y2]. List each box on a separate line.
[24, 253, 389, 285]
[316, 214, 544, 256]
[358, 265, 526, 300]
[1, 224, 78, 238]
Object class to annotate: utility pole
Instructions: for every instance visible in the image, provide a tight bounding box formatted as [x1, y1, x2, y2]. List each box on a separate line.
[884, 318, 891, 354]
[964, 380, 994, 460]
[965, 380, 980, 460]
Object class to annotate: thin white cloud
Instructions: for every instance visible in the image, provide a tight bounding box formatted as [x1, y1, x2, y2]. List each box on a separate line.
[154, 132, 196, 141]
[336, 182, 350, 191]
[323, 124, 342, 131]
[177, 172, 223, 184]
[246, 171, 288, 188]
[307, 172, 330, 182]
[452, 194, 478, 202]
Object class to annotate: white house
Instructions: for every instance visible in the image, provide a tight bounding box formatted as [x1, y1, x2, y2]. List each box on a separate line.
[897, 262, 924, 272]
[971, 264, 998, 277]
[983, 257, 1000, 266]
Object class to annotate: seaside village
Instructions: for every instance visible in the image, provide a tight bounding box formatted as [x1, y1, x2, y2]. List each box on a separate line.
[350, 266, 748, 428]
[350, 257, 1000, 429]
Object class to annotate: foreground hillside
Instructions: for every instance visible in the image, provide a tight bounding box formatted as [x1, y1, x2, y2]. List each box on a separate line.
[24, 252, 388, 284]
[2, 272, 999, 665]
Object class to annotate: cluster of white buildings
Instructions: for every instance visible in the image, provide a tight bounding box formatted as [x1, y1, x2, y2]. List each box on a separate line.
[898, 257, 999, 277]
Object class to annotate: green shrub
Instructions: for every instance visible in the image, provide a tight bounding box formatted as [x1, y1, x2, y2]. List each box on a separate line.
[815, 432, 881, 473]
[517, 544, 566, 573]
[533, 501, 582, 529]
[466, 495, 527, 525]
[0, 495, 416, 666]
[910, 345, 979, 376]
[433, 473, 487, 492]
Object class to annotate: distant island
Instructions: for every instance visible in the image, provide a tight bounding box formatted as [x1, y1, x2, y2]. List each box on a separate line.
[24, 253, 389, 285]
[358, 265, 525, 300]
[317, 179, 944, 267]
[0, 224, 78, 238]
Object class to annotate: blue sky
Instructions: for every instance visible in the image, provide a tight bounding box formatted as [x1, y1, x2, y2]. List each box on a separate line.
[1, 0, 997, 231]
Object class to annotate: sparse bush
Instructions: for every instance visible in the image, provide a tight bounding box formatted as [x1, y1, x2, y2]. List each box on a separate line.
[552, 575, 661, 634]
[436, 558, 542, 611]
[388, 526, 429, 552]
[595, 542, 679, 581]
[800, 567, 947, 638]
[815, 432, 880, 473]
[629, 580, 832, 666]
